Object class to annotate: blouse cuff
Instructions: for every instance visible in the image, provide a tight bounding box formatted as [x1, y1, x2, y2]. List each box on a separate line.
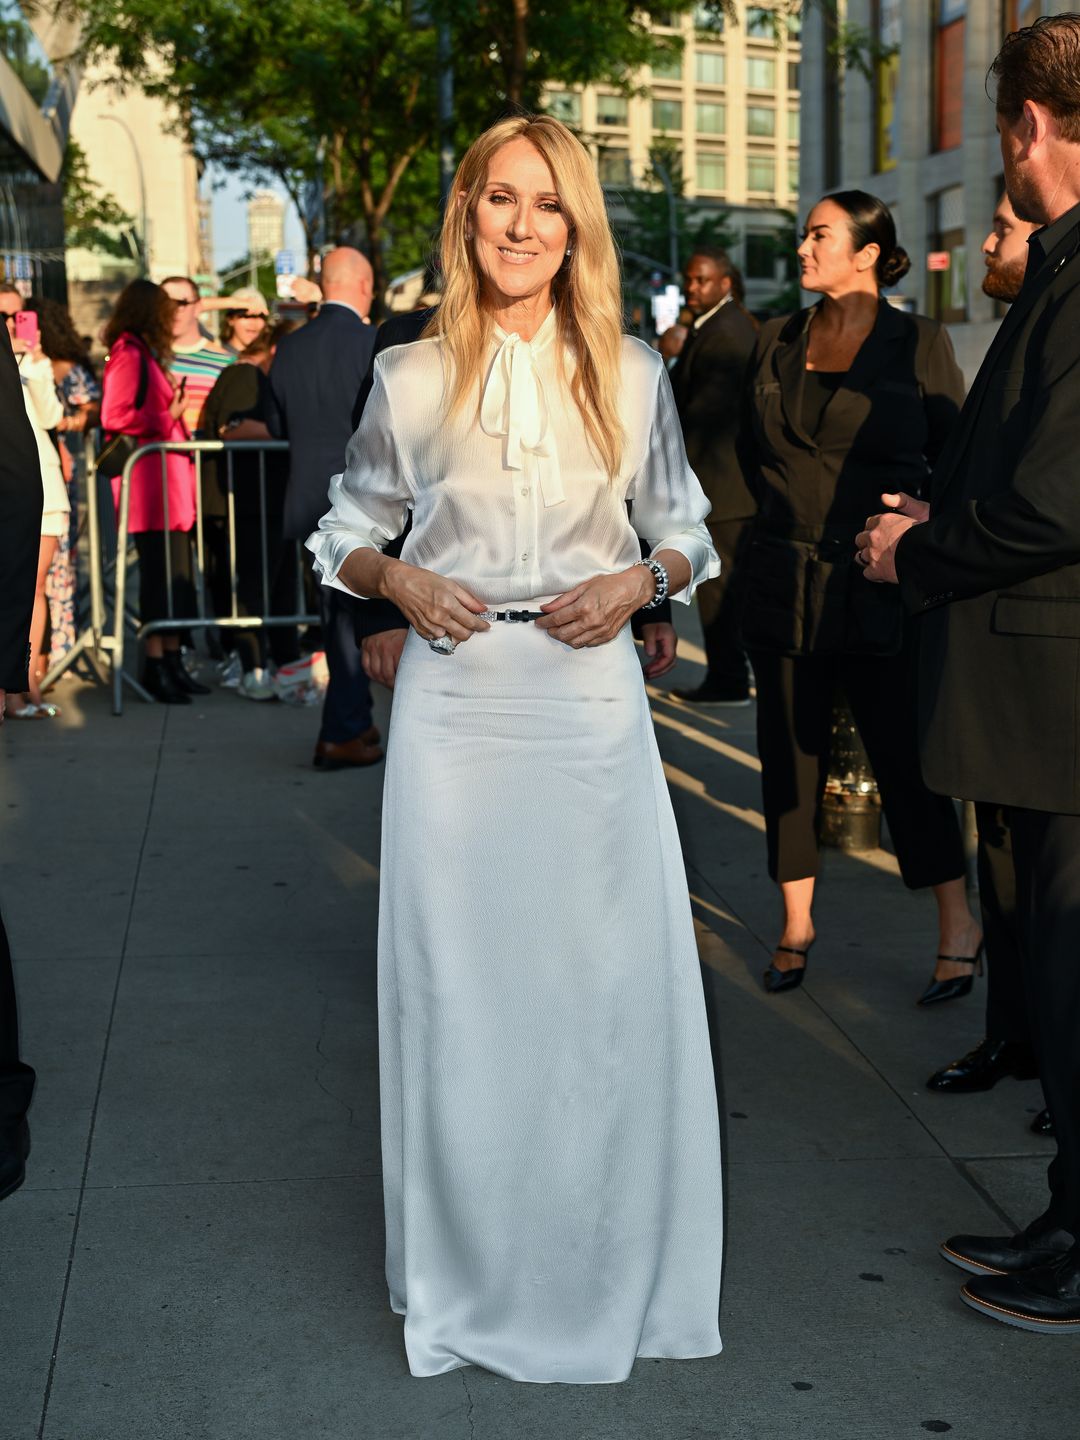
[304, 529, 381, 600]
[650, 526, 721, 604]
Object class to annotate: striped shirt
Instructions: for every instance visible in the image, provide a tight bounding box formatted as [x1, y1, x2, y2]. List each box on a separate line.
[171, 342, 234, 435]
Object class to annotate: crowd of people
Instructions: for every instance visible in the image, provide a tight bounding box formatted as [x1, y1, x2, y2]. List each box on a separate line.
[2, 7, 1079, 1388]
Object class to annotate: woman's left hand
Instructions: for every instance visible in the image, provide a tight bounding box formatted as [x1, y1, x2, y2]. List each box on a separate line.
[536, 568, 654, 648]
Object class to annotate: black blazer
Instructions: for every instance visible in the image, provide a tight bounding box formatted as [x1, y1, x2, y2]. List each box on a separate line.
[669, 301, 758, 521]
[0, 329, 43, 691]
[897, 206, 1080, 813]
[267, 303, 376, 541]
[739, 300, 964, 656]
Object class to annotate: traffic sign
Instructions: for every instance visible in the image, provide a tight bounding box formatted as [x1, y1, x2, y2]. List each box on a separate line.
[274, 249, 295, 275]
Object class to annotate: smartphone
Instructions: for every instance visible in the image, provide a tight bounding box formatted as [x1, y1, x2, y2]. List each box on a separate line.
[13, 311, 38, 347]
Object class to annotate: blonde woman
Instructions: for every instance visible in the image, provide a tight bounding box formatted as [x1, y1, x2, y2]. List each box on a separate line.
[308, 116, 723, 1384]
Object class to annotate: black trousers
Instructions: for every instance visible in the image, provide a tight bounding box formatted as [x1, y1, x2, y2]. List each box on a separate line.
[0, 906, 34, 1132]
[317, 584, 373, 746]
[751, 640, 966, 888]
[133, 530, 196, 627]
[1007, 807, 1080, 1234]
[204, 516, 301, 672]
[696, 517, 752, 690]
[975, 804, 1032, 1047]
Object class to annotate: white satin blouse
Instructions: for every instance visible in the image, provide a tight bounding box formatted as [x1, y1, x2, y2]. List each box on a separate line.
[306, 306, 720, 608]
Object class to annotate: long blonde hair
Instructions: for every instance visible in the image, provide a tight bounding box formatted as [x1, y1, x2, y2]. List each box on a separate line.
[427, 115, 625, 478]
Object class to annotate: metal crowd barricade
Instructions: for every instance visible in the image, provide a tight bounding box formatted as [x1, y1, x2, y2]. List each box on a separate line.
[56, 438, 320, 716]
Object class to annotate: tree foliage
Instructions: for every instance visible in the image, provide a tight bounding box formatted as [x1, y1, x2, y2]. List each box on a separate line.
[62, 136, 137, 259]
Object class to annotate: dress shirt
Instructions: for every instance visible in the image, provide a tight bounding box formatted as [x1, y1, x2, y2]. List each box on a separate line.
[307, 306, 719, 606]
[1025, 197, 1080, 280]
[692, 294, 733, 330]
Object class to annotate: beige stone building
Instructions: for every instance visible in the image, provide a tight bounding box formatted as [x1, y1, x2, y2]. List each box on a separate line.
[246, 188, 285, 261]
[546, 2, 802, 311]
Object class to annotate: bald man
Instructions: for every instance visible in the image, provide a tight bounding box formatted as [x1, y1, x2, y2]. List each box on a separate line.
[268, 247, 382, 768]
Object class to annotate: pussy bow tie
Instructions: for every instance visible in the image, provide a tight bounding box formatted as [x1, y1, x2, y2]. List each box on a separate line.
[480, 330, 565, 507]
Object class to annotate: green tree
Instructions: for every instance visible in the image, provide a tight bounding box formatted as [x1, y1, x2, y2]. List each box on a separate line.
[62, 136, 138, 260]
[59, 0, 709, 305]
[1, 0, 50, 102]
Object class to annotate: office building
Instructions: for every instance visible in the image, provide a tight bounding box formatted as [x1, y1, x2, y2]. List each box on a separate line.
[546, 3, 802, 313]
[247, 189, 285, 261]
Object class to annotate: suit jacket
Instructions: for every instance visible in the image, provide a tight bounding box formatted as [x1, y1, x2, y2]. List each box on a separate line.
[739, 300, 964, 656]
[669, 300, 758, 521]
[354, 310, 673, 640]
[896, 202, 1080, 813]
[268, 303, 376, 541]
[0, 328, 44, 691]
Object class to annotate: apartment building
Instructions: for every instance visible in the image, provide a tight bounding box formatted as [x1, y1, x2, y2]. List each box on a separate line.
[546, 3, 802, 313]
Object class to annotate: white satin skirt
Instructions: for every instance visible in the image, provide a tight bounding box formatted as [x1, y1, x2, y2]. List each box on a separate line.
[378, 619, 723, 1383]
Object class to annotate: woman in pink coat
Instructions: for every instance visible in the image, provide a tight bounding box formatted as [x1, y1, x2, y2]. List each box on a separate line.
[101, 280, 206, 703]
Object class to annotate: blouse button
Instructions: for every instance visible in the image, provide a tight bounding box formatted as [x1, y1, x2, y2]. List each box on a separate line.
[520, 552, 528, 561]
[521, 487, 530, 497]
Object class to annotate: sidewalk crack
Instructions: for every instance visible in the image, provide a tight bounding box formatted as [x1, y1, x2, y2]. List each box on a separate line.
[314, 996, 360, 1129]
[460, 1370, 476, 1439]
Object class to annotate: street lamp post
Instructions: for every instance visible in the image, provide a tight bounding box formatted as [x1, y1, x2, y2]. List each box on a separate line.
[97, 113, 149, 276]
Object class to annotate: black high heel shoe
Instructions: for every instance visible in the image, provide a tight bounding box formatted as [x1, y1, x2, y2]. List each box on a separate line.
[763, 943, 813, 994]
[916, 942, 984, 1007]
[164, 649, 212, 696]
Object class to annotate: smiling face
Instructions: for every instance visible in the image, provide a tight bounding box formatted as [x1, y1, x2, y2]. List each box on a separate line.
[469, 136, 571, 314]
[229, 311, 268, 348]
[797, 199, 878, 296]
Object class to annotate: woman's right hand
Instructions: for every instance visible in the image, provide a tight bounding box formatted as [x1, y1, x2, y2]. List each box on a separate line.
[381, 560, 490, 644]
[167, 385, 187, 421]
[881, 491, 930, 524]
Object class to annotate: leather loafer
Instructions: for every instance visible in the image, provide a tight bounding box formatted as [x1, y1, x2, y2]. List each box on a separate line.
[0, 1119, 30, 1202]
[940, 1215, 1075, 1276]
[313, 727, 383, 770]
[961, 1247, 1080, 1333]
[926, 1037, 1039, 1093]
[1031, 1107, 1055, 1136]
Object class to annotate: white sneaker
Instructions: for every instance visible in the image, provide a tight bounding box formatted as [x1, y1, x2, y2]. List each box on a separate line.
[238, 667, 275, 701]
[217, 652, 243, 689]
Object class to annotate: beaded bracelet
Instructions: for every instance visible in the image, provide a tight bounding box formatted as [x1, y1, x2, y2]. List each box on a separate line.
[637, 558, 670, 610]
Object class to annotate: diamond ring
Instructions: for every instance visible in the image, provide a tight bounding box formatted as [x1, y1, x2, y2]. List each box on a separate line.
[428, 635, 457, 655]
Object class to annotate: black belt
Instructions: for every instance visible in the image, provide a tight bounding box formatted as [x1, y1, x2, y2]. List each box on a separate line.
[478, 609, 545, 622]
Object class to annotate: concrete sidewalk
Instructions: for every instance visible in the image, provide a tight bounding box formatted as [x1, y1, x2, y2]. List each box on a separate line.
[2, 623, 1074, 1440]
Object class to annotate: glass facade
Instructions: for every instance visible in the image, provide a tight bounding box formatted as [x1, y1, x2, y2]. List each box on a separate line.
[696, 101, 726, 135]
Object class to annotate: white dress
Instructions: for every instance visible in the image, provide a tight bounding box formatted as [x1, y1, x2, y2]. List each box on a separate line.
[18, 353, 69, 537]
[308, 308, 725, 1383]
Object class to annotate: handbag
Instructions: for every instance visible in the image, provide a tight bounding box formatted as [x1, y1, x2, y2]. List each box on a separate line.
[96, 344, 151, 479]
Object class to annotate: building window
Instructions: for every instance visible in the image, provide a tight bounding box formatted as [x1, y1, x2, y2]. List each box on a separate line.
[747, 56, 777, 90]
[747, 106, 776, 137]
[1003, 1, 1042, 35]
[694, 3, 725, 35]
[928, 186, 967, 322]
[652, 9, 677, 26]
[934, 1, 965, 152]
[695, 49, 725, 85]
[597, 148, 631, 187]
[696, 101, 726, 135]
[745, 232, 777, 280]
[546, 91, 581, 126]
[874, 0, 902, 173]
[747, 155, 776, 193]
[652, 52, 683, 81]
[596, 94, 629, 127]
[652, 98, 684, 132]
[747, 6, 774, 38]
[787, 109, 800, 142]
[788, 61, 801, 90]
[788, 156, 799, 193]
[696, 152, 726, 193]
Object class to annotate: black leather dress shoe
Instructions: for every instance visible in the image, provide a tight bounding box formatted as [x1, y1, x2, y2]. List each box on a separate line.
[940, 1216, 1075, 1276]
[1031, 1107, 1055, 1136]
[926, 1037, 1039, 1093]
[671, 681, 751, 708]
[961, 1247, 1080, 1332]
[0, 1119, 30, 1202]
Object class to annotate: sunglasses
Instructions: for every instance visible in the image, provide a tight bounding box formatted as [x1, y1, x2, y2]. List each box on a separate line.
[226, 310, 267, 320]
[172, 297, 198, 307]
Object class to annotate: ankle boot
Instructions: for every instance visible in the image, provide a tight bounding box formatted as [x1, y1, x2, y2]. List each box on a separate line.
[143, 657, 192, 705]
[163, 649, 211, 696]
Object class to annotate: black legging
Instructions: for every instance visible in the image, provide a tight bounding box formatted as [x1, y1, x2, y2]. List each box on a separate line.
[133, 530, 196, 628]
[750, 629, 966, 889]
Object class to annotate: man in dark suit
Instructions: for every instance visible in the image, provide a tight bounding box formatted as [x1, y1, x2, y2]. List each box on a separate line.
[858, 16, 1080, 1332]
[352, 310, 680, 691]
[269, 247, 382, 768]
[0, 324, 43, 1200]
[925, 196, 1047, 1130]
[668, 248, 757, 707]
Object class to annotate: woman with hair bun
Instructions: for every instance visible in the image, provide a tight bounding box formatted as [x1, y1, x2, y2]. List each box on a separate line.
[308, 115, 722, 1382]
[738, 190, 984, 1004]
